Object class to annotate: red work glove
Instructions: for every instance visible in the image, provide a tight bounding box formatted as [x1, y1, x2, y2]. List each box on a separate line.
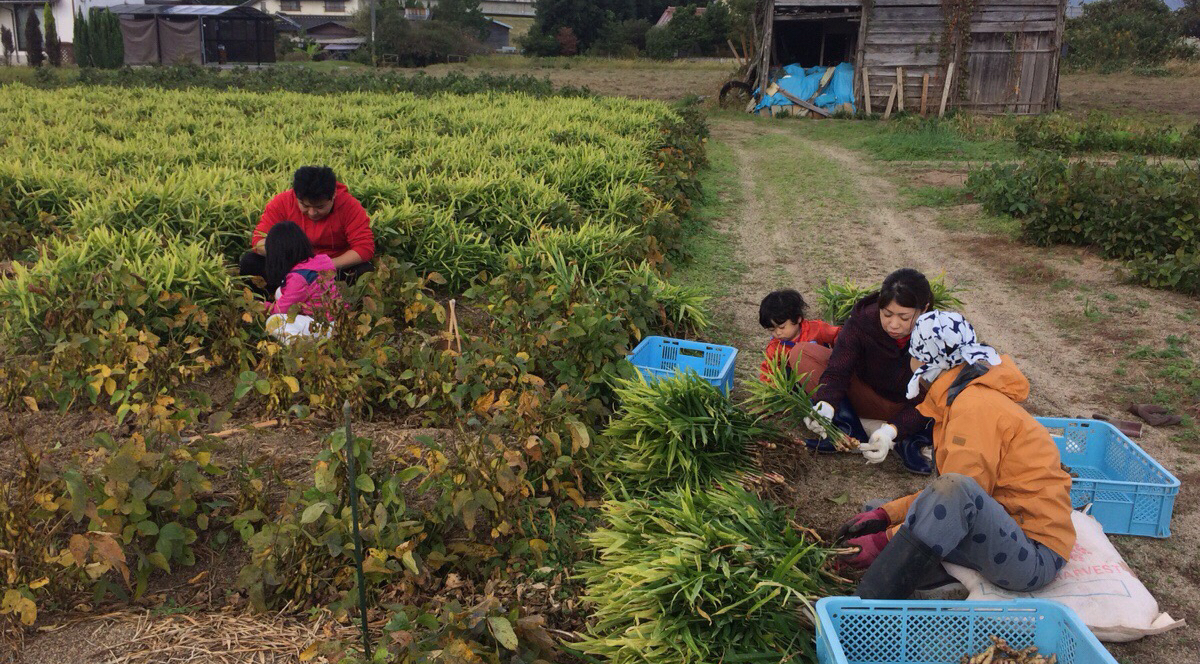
[835, 507, 891, 543]
[840, 530, 890, 569]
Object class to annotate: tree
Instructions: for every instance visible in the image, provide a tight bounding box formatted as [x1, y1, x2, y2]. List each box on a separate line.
[1065, 0, 1182, 69]
[25, 9, 44, 67]
[555, 26, 578, 55]
[433, 0, 489, 40]
[524, 0, 607, 54]
[356, 0, 485, 66]
[43, 4, 62, 66]
[74, 11, 91, 66]
[1182, 0, 1200, 38]
[1, 26, 13, 66]
[88, 8, 124, 68]
[589, 17, 652, 56]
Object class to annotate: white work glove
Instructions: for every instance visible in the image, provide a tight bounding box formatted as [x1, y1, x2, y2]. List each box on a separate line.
[804, 401, 835, 438]
[860, 424, 898, 464]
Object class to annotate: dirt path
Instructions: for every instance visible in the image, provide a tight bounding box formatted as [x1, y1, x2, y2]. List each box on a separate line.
[709, 116, 1200, 661]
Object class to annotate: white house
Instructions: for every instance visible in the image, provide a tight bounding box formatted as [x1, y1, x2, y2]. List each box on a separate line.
[1, 0, 129, 64]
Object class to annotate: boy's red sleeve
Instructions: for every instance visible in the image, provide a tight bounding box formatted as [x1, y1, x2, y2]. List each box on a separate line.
[253, 193, 288, 246]
[815, 321, 841, 346]
[341, 198, 375, 262]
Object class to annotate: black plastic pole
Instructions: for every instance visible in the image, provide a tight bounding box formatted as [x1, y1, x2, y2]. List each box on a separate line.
[343, 400, 371, 656]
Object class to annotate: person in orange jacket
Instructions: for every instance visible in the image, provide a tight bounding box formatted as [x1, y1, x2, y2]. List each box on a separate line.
[757, 289, 840, 384]
[835, 311, 1076, 599]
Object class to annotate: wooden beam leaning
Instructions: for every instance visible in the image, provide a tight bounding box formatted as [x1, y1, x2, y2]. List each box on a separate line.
[775, 87, 833, 117]
[883, 83, 897, 119]
[862, 68, 872, 114]
[938, 62, 955, 118]
[896, 67, 905, 112]
[920, 73, 930, 116]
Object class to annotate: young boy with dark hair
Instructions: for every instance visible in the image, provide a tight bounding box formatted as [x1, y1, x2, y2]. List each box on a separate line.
[758, 289, 841, 385]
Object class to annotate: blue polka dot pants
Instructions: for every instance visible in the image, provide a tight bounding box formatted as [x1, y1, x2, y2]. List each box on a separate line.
[903, 473, 1065, 592]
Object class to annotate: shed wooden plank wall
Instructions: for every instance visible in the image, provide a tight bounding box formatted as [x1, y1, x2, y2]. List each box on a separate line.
[855, 0, 1066, 114]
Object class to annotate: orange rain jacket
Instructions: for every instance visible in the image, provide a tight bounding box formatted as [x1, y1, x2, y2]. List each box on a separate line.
[881, 356, 1076, 559]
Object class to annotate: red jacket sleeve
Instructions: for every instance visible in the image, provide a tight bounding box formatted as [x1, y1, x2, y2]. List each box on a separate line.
[340, 197, 375, 262]
[812, 321, 841, 346]
[253, 193, 289, 247]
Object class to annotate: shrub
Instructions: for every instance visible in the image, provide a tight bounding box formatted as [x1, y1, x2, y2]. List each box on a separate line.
[1, 433, 229, 627]
[588, 19, 652, 57]
[43, 5, 61, 67]
[1, 26, 13, 66]
[1011, 112, 1200, 158]
[1064, 0, 1185, 70]
[968, 155, 1200, 294]
[578, 484, 847, 664]
[24, 9, 43, 67]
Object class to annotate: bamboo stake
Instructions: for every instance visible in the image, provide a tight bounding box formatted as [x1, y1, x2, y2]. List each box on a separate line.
[939, 62, 956, 118]
[446, 298, 461, 354]
[862, 68, 872, 114]
[896, 67, 904, 112]
[883, 83, 897, 119]
[920, 73, 930, 116]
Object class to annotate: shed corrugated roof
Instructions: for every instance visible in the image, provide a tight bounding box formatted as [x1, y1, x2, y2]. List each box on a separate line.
[106, 4, 272, 18]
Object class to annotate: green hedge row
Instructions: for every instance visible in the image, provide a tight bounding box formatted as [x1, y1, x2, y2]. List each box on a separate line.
[968, 155, 1200, 294]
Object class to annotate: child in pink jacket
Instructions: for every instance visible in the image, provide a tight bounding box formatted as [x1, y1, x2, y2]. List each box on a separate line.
[263, 221, 342, 340]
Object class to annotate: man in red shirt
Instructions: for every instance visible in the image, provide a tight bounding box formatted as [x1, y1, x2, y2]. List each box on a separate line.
[239, 166, 376, 290]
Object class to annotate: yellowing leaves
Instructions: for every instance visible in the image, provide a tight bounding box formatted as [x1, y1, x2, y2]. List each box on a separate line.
[1, 589, 37, 626]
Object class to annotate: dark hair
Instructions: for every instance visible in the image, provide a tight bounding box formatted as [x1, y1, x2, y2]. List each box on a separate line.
[759, 289, 807, 328]
[878, 268, 933, 311]
[292, 166, 337, 202]
[265, 221, 315, 294]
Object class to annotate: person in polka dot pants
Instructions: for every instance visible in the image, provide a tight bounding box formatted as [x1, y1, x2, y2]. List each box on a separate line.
[835, 311, 1077, 600]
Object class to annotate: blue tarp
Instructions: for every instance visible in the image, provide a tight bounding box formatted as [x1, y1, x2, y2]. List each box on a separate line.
[754, 62, 856, 114]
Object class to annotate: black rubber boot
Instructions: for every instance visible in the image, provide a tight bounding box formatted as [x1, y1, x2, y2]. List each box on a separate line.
[856, 526, 942, 600]
[898, 420, 935, 475]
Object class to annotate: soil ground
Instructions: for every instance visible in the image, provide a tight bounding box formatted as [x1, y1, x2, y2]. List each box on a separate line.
[419, 58, 734, 101]
[678, 113, 1200, 663]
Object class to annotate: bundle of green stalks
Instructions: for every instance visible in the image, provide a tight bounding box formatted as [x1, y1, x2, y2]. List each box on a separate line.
[816, 273, 965, 325]
[577, 483, 848, 664]
[595, 373, 761, 494]
[746, 353, 857, 452]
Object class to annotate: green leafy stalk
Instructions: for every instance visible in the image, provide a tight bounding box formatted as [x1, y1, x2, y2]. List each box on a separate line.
[816, 273, 965, 325]
[595, 373, 761, 494]
[577, 483, 848, 664]
[743, 351, 853, 450]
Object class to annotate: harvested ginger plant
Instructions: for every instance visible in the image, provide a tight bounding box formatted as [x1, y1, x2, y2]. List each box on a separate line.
[962, 635, 1058, 664]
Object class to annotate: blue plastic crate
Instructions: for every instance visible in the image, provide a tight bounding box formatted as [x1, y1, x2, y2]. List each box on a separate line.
[625, 336, 737, 395]
[816, 597, 1118, 664]
[1037, 417, 1180, 538]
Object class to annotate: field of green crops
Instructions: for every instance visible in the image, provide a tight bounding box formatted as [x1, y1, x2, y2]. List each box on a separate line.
[0, 83, 845, 662]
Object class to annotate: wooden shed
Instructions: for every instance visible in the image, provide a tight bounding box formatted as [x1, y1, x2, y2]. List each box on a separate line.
[752, 0, 1068, 115]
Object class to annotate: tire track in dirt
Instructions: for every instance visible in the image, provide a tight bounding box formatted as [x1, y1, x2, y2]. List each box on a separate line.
[800, 139, 1103, 417]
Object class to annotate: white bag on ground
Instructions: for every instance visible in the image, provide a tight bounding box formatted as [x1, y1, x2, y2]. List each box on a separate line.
[266, 313, 331, 341]
[944, 510, 1184, 642]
